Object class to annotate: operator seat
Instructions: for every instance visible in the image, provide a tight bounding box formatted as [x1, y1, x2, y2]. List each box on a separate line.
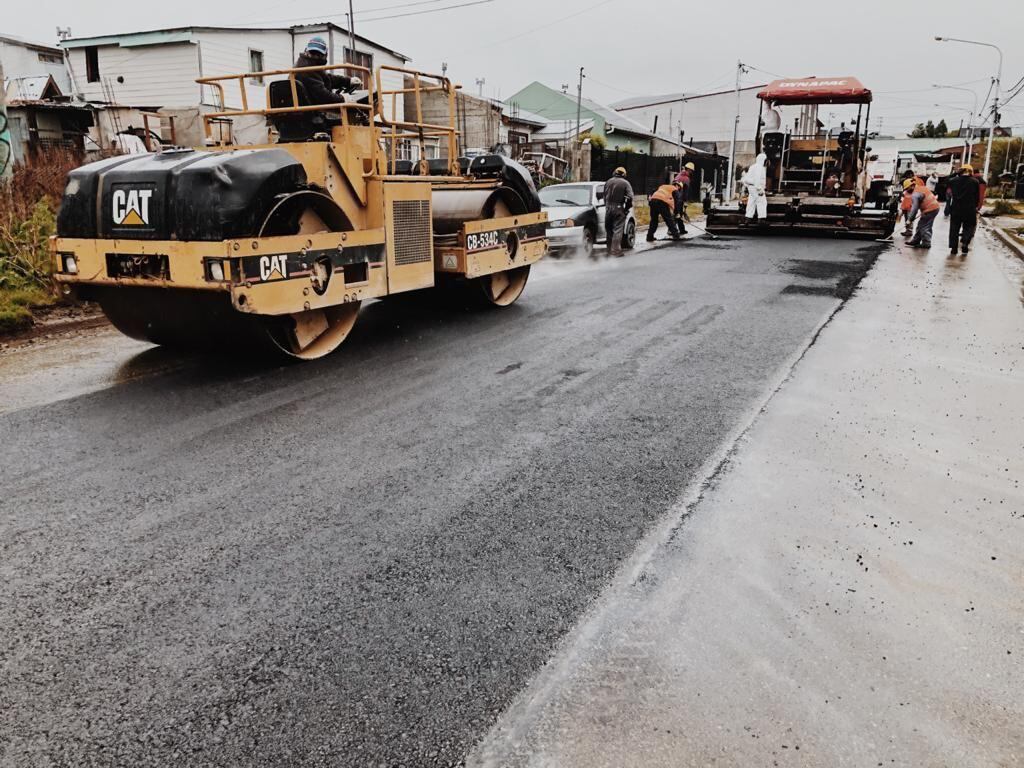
[268, 80, 331, 143]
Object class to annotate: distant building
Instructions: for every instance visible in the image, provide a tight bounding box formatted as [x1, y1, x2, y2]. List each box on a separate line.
[1, 37, 93, 164]
[60, 24, 409, 148]
[611, 84, 766, 170]
[0, 34, 70, 92]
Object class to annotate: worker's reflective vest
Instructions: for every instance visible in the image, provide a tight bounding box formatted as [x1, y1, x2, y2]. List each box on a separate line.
[650, 185, 676, 211]
[916, 184, 941, 214]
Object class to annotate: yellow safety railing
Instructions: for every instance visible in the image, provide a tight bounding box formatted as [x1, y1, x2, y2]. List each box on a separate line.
[374, 65, 462, 175]
[195, 64, 466, 177]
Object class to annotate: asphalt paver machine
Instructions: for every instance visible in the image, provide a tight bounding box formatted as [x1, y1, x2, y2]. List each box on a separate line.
[51, 64, 548, 359]
[707, 77, 894, 238]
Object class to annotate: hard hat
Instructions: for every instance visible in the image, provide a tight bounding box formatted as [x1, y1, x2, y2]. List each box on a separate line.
[960, 163, 974, 173]
[902, 178, 915, 190]
[684, 162, 695, 171]
[306, 37, 328, 56]
[614, 166, 627, 176]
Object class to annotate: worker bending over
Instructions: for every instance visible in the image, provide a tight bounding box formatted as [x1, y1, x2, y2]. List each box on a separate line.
[647, 182, 681, 242]
[604, 167, 634, 257]
[905, 177, 941, 249]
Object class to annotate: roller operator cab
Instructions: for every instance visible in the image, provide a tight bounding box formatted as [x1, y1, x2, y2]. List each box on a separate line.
[707, 77, 895, 239]
[52, 64, 548, 360]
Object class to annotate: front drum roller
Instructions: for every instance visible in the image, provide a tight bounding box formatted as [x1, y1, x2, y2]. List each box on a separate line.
[431, 186, 533, 308]
[96, 191, 360, 361]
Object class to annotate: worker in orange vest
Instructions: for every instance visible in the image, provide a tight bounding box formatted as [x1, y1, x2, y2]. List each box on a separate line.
[647, 181, 681, 242]
[905, 177, 941, 248]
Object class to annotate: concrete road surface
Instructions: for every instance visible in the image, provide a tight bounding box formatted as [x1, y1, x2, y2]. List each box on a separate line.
[1, 236, 882, 766]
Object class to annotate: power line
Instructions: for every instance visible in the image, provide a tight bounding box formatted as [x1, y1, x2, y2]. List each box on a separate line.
[223, 0, 480, 28]
[465, 0, 615, 52]
[361, 0, 495, 23]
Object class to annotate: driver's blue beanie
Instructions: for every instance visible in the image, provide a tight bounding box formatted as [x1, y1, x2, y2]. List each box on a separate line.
[306, 37, 328, 56]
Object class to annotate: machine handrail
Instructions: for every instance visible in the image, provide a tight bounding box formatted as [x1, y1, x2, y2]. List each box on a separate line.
[374, 65, 462, 175]
[195, 63, 469, 177]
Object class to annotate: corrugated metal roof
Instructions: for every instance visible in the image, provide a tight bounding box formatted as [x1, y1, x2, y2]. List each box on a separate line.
[500, 101, 549, 128]
[5, 76, 53, 101]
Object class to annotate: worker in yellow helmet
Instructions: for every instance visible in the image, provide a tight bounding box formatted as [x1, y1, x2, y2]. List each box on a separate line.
[673, 161, 697, 233]
[647, 180, 682, 242]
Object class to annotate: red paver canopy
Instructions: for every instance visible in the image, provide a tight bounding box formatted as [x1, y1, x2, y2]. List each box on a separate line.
[758, 77, 872, 105]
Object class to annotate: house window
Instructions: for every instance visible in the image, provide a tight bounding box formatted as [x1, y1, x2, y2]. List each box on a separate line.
[249, 49, 264, 84]
[85, 46, 100, 83]
[38, 52, 62, 64]
[343, 47, 372, 74]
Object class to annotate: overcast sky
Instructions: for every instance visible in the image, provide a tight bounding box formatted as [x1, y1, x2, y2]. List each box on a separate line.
[12, 0, 1024, 135]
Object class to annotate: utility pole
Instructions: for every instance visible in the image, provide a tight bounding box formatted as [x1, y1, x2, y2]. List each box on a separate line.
[476, 78, 486, 97]
[347, 0, 356, 63]
[575, 66, 585, 181]
[0, 56, 12, 181]
[726, 60, 748, 200]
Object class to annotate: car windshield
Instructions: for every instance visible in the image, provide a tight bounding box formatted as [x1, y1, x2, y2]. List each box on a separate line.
[539, 185, 592, 207]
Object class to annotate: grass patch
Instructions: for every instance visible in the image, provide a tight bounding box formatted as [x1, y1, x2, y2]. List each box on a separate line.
[0, 284, 56, 333]
[989, 199, 1022, 217]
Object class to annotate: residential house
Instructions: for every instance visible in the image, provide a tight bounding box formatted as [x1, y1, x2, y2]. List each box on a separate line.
[1, 37, 94, 165]
[0, 34, 71, 92]
[60, 24, 408, 148]
[506, 82, 660, 154]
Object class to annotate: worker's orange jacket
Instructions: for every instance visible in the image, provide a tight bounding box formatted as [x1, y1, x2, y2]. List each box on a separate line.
[650, 185, 677, 212]
[915, 183, 941, 214]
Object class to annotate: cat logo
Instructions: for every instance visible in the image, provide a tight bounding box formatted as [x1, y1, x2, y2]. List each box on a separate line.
[259, 254, 289, 282]
[112, 188, 154, 227]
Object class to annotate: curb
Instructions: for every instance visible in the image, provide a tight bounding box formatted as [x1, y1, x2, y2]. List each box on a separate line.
[986, 220, 1024, 261]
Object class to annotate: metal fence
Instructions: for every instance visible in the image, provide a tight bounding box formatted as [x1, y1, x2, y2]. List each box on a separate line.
[590, 148, 727, 200]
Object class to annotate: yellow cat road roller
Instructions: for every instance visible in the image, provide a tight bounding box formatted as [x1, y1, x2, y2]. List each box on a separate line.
[51, 65, 548, 359]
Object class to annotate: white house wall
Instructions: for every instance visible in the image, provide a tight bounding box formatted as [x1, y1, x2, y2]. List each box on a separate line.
[195, 30, 293, 111]
[67, 43, 200, 107]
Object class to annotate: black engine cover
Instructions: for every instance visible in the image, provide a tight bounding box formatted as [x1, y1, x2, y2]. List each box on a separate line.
[57, 148, 307, 241]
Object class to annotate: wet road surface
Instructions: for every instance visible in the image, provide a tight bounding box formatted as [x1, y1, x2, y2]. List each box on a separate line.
[471, 224, 1024, 767]
[0, 236, 882, 766]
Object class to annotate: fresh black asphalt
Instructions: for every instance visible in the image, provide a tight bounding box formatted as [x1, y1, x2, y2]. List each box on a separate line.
[0, 236, 881, 766]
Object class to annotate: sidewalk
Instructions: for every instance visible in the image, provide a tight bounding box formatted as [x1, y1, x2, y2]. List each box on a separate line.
[470, 219, 1024, 767]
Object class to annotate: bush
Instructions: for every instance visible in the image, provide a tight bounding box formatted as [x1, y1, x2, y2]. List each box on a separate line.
[989, 199, 1021, 216]
[0, 151, 77, 332]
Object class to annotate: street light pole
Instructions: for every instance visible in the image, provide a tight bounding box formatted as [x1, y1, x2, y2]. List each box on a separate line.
[935, 37, 1002, 181]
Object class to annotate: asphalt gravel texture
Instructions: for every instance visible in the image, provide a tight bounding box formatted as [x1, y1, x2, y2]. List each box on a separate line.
[0, 235, 882, 766]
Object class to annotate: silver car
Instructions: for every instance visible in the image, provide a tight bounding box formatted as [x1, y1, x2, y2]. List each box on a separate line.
[540, 182, 637, 257]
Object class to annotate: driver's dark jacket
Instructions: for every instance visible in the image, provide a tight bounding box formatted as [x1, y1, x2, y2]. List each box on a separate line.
[294, 52, 353, 105]
[604, 176, 634, 210]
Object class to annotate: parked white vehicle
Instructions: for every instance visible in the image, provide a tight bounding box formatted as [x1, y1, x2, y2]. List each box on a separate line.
[540, 181, 637, 257]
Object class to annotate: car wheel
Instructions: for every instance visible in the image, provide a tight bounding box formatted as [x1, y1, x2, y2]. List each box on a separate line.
[622, 218, 636, 250]
[581, 227, 595, 259]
